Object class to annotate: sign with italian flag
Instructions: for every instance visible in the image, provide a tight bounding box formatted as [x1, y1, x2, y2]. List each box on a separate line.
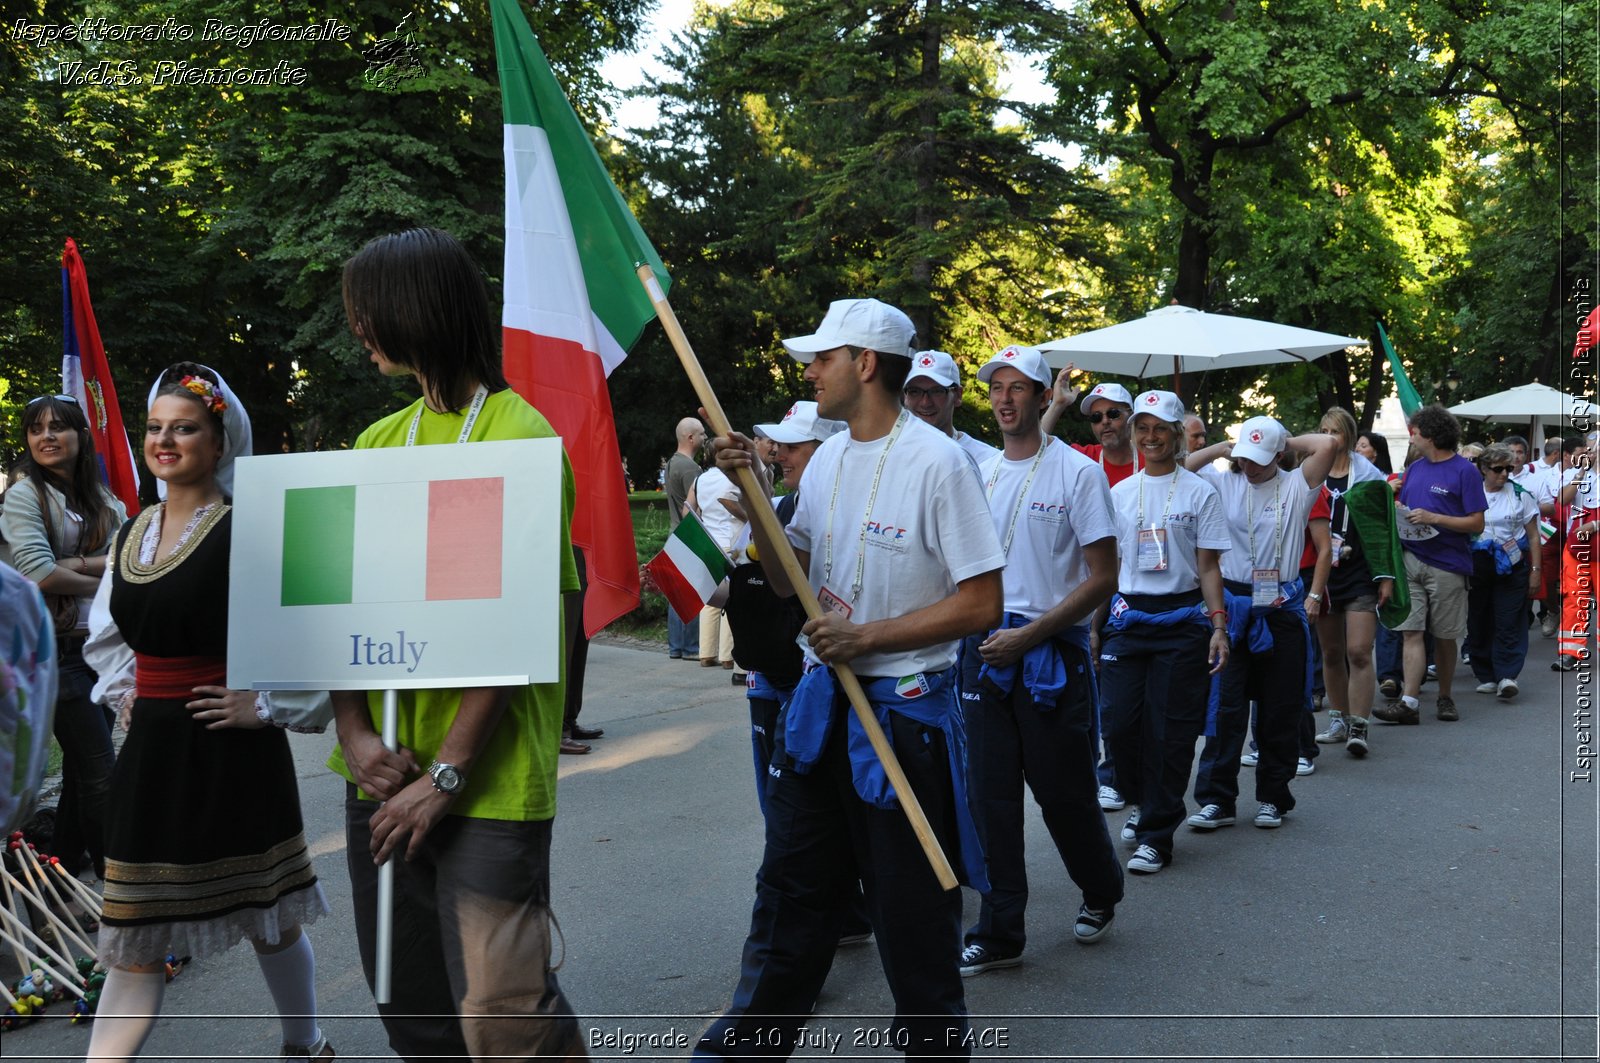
[226, 440, 563, 691]
[281, 478, 505, 606]
[645, 512, 732, 624]
[493, 0, 668, 638]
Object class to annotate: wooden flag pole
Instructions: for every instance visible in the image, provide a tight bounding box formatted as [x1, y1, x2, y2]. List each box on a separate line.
[636, 265, 958, 891]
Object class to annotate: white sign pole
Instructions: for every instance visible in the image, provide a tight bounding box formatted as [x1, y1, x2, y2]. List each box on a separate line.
[374, 688, 399, 1005]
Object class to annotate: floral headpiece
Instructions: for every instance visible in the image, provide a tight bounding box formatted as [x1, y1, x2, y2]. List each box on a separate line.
[180, 375, 227, 416]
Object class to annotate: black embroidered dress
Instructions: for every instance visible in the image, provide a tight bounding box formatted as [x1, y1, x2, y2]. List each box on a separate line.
[98, 502, 326, 966]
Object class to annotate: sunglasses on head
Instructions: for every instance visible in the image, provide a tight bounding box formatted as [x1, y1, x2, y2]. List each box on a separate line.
[26, 394, 79, 406]
[1088, 408, 1125, 424]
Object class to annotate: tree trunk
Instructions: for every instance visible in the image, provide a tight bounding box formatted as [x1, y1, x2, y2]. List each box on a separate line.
[1357, 332, 1387, 433]
[910, 0, 941, 347]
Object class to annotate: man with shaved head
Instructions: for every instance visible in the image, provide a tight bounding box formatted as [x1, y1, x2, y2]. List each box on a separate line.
[1185, 415, 1208, 455]
[665, 416, 707, 660]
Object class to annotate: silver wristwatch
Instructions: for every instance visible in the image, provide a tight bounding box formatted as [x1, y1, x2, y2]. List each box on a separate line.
[427, 761, 466, 795]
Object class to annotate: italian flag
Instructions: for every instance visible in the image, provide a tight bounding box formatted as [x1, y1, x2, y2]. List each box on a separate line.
[645, 511, 732, 624]
[281, 479, 504, 606]
[493, 0, 668, 636]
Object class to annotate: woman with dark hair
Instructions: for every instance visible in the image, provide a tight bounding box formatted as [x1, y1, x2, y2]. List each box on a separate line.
[84, 363, 331, 1061]
[1355, 431, 1395, 477]
[1, 394, 125, 882]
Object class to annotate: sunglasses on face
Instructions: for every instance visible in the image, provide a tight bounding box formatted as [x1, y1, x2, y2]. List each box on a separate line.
[1088, 409, 1125, 424]
[1486, 465, 1513, 474]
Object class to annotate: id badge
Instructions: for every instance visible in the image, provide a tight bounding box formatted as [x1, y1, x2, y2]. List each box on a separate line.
[1503, 539, 1522, 566]
[817, 585, 854, 619]
[1329, 532, 1344, 568]
[1137, 527, 1168, 571]
[1252, 568, 1282, 607]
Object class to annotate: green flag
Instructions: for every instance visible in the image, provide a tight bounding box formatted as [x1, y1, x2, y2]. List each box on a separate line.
[1375, 320, 1423, 416]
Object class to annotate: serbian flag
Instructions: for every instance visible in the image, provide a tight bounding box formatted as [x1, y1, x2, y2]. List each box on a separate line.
[1574, 305, 1599, 359]
[280, 478, 505, 606]
[492, 0, 667, 636]
[645, 511, 730, 624]
[61, 238, 139, 514]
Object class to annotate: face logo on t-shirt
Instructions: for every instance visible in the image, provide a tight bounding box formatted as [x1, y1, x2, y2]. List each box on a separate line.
[1028, 500, 1067, 523]
[865, 518, 910, 552]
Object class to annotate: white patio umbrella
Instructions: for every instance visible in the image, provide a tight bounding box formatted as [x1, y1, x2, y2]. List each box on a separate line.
[1038, 304, 1364, 379]
[1448, 382, 1598, 421]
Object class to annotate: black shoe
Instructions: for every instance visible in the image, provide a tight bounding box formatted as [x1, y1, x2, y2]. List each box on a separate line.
[1553, 656, 1579, 672]
[569, 725, 605, 740]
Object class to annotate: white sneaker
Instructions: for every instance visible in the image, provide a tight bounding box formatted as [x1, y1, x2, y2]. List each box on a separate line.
[1127, 844, 1166, 874]
[1475, 681, 1497, 694]
[1296, 757, 1315, 777]
[1541, 613, 1559, 638]
[1240, 749, 1259, 767]
[1097, 785, 1126, 811]
[1315, 712, 1347, 743]
[1119, 808, 1141, 842]
[1497, 678, 1519, 699]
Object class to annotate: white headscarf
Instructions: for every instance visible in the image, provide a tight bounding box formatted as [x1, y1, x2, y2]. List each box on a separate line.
[146, 363, 253, 498]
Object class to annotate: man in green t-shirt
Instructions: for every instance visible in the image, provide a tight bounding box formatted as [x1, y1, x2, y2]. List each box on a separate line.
[330, 227, 583, 1061]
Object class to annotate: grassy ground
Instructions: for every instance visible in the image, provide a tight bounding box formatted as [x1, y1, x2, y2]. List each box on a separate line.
[605, 493, 673, 642]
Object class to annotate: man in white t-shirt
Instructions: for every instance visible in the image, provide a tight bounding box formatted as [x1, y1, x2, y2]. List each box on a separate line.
[1184, 417, 1337, 830]
[690, 465, 745, 668]
[956, 345, 1122, 976]
[902, 348, 999, 471]
[1535, 437, 1585, 636]
[697, 298, 1004, 1060]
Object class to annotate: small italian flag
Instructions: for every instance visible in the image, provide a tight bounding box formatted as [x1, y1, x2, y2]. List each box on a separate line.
[281, 478, 504, 606]
[645, 512, 731, 624]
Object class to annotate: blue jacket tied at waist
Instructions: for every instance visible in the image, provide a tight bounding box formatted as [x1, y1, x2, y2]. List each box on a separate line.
[1104, 593, 1225, 736]
[976, 612, 1094, 713]
[782, 664, 987, 892]
[1223, 576, 1313, 712]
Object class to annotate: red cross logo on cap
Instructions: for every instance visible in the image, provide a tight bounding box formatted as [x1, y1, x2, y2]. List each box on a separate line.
[783, 404, 797, 420]
[1249, 429, 1263, 443]
[918, 354, 934, 368]
[1002, 348, 1017, 359]
[1145, 394, 1159, 405]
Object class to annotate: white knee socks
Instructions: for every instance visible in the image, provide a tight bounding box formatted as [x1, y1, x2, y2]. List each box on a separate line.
[255, 931, 322, 1049]
[86, 967, 166, 1061]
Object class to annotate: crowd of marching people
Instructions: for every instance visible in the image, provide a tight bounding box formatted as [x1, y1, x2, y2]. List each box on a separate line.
[2, 257, 1594, 1061]
[681, 296, 1595, 1058]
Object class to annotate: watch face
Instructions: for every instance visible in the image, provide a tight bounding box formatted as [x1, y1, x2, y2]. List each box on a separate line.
[433, 765, 462, 792]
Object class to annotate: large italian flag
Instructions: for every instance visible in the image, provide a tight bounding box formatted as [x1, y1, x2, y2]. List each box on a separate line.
[492, 0, 668, 636]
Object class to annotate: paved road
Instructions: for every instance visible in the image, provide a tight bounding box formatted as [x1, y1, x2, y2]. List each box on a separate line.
[5, 635, 1596, 1062]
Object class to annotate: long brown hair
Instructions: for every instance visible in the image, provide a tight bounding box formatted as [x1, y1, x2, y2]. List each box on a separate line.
[16, 396, 118, 554]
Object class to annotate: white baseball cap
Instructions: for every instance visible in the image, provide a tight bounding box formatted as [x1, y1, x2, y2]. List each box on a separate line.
[1079, 381, 1135, 414]
[753, 401, 846, 445]
[977, 345, 1052, 390]
[1130, 389, 1186, 425]
[1233, 416, 1289, 465]
[781, 298, 916, 362]
[906, 350, 960, 388]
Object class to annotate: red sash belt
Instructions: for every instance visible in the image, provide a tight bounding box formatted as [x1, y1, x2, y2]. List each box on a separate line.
[135, 654, 227, 699]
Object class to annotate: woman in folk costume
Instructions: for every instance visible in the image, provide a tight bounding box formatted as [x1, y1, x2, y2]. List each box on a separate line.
[84, 362, 332, 1062]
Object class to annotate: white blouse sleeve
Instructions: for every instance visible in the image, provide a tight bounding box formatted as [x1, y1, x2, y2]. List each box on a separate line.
[84, 566, 134, 707]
